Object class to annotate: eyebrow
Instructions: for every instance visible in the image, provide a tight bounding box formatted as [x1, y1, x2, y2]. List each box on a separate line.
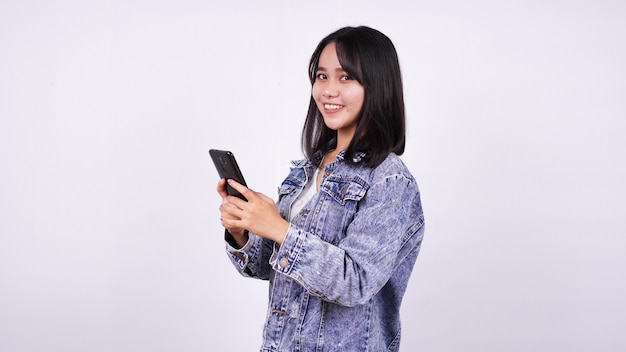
[315, 66, 346, 73]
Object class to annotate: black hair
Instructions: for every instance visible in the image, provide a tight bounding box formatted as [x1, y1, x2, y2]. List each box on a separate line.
[302, 26, 406, 168]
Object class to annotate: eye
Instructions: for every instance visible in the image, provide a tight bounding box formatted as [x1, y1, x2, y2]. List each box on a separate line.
[340, 74, 352, 81]
[316, 73, 327, 80]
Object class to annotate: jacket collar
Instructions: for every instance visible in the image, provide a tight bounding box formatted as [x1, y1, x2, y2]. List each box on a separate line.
[291, 149, 367, 168]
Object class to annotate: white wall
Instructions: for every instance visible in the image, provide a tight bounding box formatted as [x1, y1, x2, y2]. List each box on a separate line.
[1, 0, 625, 351]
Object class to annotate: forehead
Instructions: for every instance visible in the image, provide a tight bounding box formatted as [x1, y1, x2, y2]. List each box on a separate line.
[317, 42, 342, 69]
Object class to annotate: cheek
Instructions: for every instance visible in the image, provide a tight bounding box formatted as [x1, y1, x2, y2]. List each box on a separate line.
[347, 88, 365, 108]
[311, 85, 323, 104]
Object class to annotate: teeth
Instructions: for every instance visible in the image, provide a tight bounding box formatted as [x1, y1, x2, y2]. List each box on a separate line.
[324, 104, 342, 110]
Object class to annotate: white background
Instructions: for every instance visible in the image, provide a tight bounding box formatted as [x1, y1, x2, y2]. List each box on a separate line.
[1, 0, 625, 351]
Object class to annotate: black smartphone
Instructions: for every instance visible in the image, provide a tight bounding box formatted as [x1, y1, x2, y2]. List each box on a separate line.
[209, 149, 247, 200]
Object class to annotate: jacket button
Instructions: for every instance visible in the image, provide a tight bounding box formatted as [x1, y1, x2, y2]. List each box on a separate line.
[279, 257, 289, 268]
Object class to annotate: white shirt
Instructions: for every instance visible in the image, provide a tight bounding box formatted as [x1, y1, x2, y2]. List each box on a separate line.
[289, 168, 319, 222]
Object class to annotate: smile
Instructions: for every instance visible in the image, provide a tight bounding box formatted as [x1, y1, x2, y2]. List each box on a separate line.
[324, 104, 343, 110]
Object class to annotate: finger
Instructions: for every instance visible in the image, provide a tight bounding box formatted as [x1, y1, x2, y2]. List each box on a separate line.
[220, 199, 244, 217]
[216, 178, 229, 199]
[221, 200, 247, 221]
[221, 208, 246, 228]
[220, 216, 243, 232]
[224, 193, 249, 210]
[257, 193, 276, 204]
[220, 212, 241, 223]
[219, 201, 240, 218]
[227, 179, 255, 200]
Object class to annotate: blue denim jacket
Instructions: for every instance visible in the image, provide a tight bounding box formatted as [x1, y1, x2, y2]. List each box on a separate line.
[225, 151, 424, 352]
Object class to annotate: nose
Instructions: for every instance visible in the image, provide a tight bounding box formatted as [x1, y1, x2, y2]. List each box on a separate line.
[322, 87, 338, 98]
[321, 77, 340, 97]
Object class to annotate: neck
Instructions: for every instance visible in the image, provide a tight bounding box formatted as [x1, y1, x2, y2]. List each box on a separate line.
[336, 129, 354, 152]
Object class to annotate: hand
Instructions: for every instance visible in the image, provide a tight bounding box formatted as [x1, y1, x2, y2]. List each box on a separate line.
[219, 179, 289, 244]
[217, 178, 248, 247]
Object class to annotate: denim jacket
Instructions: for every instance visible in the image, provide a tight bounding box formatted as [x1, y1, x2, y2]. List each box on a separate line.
[225, 151, 425, 352]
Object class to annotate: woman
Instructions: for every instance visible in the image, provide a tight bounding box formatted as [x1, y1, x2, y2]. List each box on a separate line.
[217, 26, 425, 352]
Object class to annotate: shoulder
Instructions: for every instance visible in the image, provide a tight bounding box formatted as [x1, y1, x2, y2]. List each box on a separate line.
[352, 154, 422, 214]
[369, 153, 415, 183]
[337, 153, 418, 192]
[364, 154, 421, 202]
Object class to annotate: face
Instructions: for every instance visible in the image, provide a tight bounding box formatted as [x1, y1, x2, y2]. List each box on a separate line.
[312, 42, 365, 144]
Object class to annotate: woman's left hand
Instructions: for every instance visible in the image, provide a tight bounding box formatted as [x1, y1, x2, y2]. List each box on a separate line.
[220, 179, 290, 244]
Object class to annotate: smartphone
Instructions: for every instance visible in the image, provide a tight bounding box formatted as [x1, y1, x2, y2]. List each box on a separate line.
[209, 149, 247, 200]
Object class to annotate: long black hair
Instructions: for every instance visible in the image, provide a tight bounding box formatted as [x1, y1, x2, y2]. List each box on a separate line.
[302, 26, 406, 168]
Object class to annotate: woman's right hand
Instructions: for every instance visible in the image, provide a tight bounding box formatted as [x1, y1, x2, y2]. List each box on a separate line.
[216, 178, 248, 247]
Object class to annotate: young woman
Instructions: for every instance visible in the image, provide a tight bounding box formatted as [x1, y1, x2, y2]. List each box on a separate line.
[217, 26, 425, 352]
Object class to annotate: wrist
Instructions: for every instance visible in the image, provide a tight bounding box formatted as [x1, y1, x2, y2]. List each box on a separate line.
[226, 229, 249, 249]
[272, 220, 290, 245]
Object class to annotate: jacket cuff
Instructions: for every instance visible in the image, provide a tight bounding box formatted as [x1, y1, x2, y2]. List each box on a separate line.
[271, 224, 305, 274]
[224, 230, 255, 272]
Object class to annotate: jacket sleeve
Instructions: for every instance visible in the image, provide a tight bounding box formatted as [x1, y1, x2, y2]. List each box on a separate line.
[267, 173, 425, 307]
[224, 230, 274, 280]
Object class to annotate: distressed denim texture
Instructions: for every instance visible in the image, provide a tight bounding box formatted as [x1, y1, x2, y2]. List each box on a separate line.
[225, 151, 425, 352]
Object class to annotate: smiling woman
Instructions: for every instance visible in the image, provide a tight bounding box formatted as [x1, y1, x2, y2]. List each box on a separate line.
[311, 41, 365, 149]
[215, 26, 424, 352]
[303, 26, 406, 170]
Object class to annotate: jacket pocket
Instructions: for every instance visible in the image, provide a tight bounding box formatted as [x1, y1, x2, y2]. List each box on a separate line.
[316, 176, 369, 243]
[319, 175, 368, 205]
